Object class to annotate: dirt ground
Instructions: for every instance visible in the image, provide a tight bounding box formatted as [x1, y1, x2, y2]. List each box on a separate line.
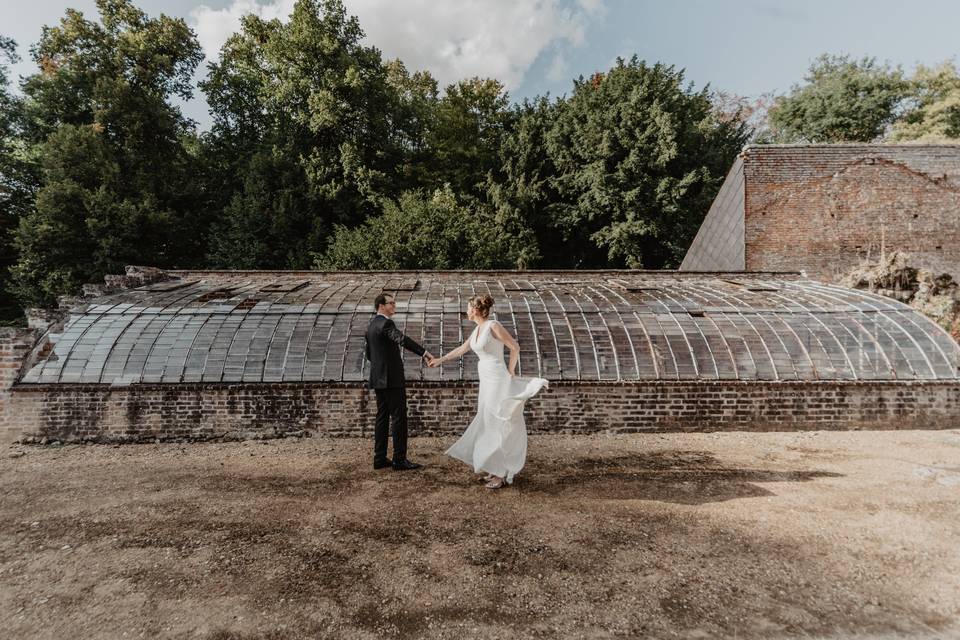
[2, 430, 960, 640]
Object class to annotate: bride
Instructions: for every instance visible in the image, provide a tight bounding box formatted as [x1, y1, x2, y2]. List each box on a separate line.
[429, 294, 548, 489]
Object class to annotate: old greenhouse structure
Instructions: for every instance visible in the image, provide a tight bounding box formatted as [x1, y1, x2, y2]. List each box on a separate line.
[1, 267, 958, 444]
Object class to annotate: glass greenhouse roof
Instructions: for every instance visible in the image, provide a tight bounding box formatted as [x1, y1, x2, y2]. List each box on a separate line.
[18, 271, 960, 384]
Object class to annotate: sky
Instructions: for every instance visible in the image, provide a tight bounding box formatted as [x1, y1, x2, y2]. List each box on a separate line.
[3, 0, 959, 130]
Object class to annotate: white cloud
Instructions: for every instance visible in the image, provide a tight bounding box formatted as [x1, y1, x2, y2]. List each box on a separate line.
[189, 0, 606, 91]
[546, 53, 570, 83]
[191, 0, 297, 62]
[575, 0, 605, 14]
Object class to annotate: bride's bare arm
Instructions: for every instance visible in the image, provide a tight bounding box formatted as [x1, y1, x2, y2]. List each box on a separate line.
[490, 321, 521, 376]
[432, 338, 472, 366]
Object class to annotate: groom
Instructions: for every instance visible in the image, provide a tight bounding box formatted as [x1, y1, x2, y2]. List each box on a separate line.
[365, 293, 434, 471]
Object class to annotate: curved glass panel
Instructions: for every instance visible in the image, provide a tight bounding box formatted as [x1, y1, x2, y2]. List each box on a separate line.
[18, 273, 960, 384]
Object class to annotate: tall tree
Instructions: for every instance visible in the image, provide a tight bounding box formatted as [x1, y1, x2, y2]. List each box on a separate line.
[203, 0, 407, 269]
[10, 125, 114, 306]
[11, 0, 204, 307]
[0, 37, 36, 320]
[890, 61, 960, 142]
[537, 58, 749, 268]
[384, 59, 440, 192]
[768, 54, 910, 142]
[486, 96, 562, 267]
[427, 77, 515, 198]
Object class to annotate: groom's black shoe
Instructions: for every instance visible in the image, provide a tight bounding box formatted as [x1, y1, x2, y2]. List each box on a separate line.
[392, 459, 422, 471]
[373, 458, 392, 470]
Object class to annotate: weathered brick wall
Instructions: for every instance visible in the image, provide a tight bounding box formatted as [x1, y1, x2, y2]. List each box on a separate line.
[743, 145, 960, 281]
[0, 328, 38, 445]
[8, 380, 960, 444]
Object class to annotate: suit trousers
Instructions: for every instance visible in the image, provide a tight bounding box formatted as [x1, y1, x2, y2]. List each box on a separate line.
[373, 387, 408, 462]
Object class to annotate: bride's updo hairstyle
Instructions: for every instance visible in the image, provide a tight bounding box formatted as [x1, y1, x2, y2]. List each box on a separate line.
[469, 294, 494, 319]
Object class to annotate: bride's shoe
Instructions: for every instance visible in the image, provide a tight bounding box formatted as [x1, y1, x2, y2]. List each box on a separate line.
[484, 476, 504, 490]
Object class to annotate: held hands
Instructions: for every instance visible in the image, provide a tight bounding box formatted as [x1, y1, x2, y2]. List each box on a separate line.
[423, 354, 514, 371]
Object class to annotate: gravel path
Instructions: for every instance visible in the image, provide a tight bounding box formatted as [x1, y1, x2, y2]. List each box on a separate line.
[2, 430, 960, 639]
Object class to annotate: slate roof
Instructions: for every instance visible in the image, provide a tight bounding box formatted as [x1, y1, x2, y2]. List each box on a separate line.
[18, 270, 960, 384]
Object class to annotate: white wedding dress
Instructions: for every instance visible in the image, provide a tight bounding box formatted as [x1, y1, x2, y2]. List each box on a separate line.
[445, 319, 549, 483]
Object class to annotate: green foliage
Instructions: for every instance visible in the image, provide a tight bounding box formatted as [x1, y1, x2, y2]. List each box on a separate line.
[890, 62, 960, 142]
[529, 59, 748, 268]
[768, 54, 910, 142]
[0, 37, 27, 205]
[0, 37, 36, 320]
[10, 125, 109, 306]
[201, 0, 408, 268]
[486, 96, 559, 266]
[22, 0, 201, 142]
[207, 150, 315, 269]
[383, 59, 439, 190]
[10, 0, 204, 306]
[427, 77, 515, 197]
[316, 187, 536, 270]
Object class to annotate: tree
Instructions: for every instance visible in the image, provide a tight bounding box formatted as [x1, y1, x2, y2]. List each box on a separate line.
[890, 62, 960, 142]
[709, 90, 781, 143]
[0, 37, 28, 215]
[0, 37, 37, 319]
[426, 77, 515, 198]
[202, 0, 409, 268]
[10, 125, 114, 306]
[384, 59, 440, 192]
[768, 54, 910, 142]
[316, 187, 535, 270]
[539, 58, 749, 268]
[207, 150, 316, 269]
[11, 0, 204, 306]
[486, 96, 561, 267]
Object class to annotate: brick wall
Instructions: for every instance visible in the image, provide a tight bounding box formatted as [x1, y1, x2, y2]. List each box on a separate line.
[743, 145, 960, 281]
[7, 380, 960, 444]
[0, 328, 38, 445]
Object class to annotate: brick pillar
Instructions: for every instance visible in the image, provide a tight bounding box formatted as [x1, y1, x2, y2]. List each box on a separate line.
[0, 327, 38, 446]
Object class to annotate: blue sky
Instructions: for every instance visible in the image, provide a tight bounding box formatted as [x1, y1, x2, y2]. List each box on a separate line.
[3, 0, 959, 130]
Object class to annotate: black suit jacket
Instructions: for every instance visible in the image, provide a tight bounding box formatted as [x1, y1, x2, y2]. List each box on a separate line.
[365, 314, 426, 389]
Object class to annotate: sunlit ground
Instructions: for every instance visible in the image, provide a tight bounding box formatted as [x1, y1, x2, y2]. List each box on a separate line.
[2, 430, 959, 639]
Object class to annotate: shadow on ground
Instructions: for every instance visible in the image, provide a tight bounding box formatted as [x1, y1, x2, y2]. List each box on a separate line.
[185, 449, 843, 506]
[522, 449, 843, 504]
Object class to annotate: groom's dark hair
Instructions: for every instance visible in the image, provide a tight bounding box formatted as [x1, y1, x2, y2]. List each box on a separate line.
[374, 293, 393, 310]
